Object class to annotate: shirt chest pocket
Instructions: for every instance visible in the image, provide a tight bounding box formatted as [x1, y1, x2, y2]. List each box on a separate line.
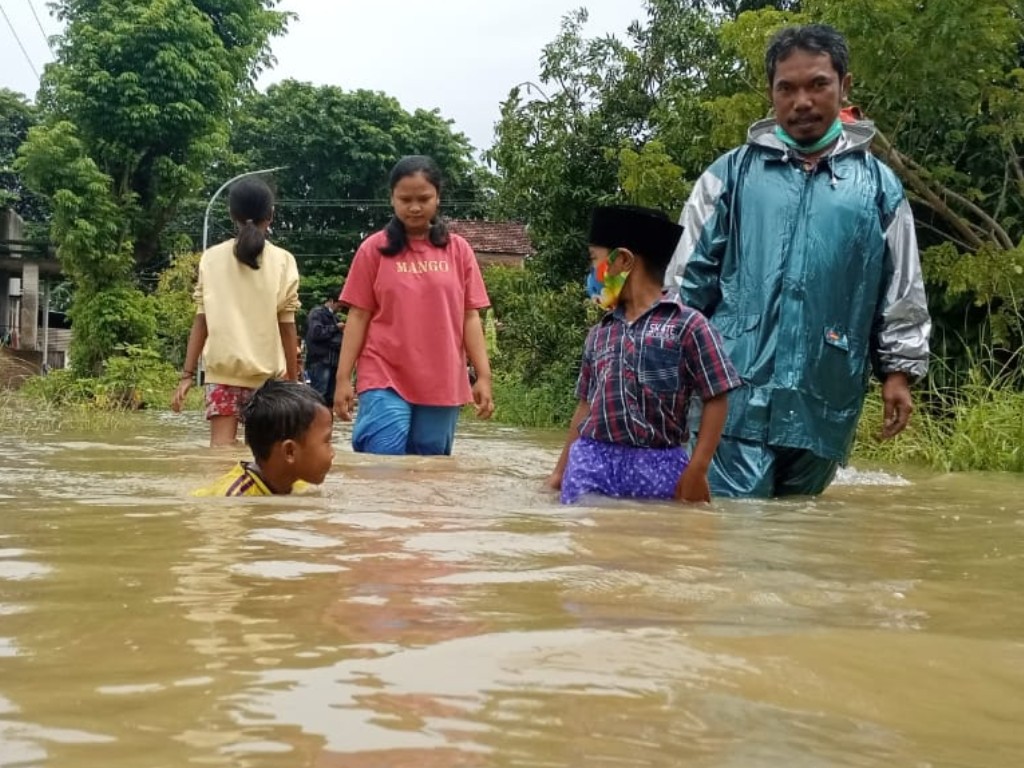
[639, 340, 682, 393]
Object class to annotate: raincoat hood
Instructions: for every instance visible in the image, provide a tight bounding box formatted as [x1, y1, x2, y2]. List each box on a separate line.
[746, 116, 876, 158]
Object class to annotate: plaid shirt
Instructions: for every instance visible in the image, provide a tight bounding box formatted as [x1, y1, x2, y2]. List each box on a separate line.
[575, 293, 742, 448]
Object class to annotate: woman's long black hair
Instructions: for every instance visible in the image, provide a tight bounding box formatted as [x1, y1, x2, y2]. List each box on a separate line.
[379, 155, 449, 257]
[228, 177, 275, 269]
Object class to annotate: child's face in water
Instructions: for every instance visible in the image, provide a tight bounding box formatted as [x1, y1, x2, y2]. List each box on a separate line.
[293, 406, 335, 485]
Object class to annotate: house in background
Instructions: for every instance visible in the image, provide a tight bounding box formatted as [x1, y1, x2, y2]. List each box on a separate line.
[1, 209, 70, 387]
[447, 219, 534, 268]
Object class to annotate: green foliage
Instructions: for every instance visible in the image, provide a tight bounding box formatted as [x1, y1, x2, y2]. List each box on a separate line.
[68, 287, 158, 375]
[19, 368, 96, 408]
[484, 266, 598, 426]
[16, 1, 288, 376]
[854, 353, 1024, 473]
[96, 345, 178, 409]
[617, 139, 692, 212]
[0, 89, 49, 229]
[19, 344, 177, 411]
[18, 120, 133, 292]
[152, 250, 202, 366]
[42, 0, 290, 271]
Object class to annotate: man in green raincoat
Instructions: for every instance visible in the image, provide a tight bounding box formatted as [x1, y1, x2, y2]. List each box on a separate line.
[667, 24, 931, 497]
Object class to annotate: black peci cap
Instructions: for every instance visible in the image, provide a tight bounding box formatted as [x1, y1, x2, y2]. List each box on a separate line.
[588, 205, 683, 264]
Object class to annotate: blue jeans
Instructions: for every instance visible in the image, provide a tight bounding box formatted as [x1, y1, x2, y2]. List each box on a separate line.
[307, 360, 337, 407]
[352, 388, 461, 456]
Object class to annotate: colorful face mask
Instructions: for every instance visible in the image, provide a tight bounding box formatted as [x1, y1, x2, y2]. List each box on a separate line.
[586, 249, 630, 310]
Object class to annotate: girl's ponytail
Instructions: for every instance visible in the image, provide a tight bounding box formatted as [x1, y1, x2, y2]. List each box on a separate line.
[228, 178, 275, 270]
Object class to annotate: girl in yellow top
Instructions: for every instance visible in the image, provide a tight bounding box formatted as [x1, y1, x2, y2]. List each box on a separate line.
[172, 177, 301, 447]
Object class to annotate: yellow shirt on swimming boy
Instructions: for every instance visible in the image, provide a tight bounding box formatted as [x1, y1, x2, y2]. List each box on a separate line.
[192, 461, 313, 497]
[193, 461, 272, 497]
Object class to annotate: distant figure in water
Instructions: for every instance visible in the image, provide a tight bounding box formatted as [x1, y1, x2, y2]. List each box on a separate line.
[171, 176, 301, 447]
[194, 379, 334, 496]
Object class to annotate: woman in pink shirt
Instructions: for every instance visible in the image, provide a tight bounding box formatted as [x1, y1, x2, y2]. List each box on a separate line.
[333, 155, 495, 455]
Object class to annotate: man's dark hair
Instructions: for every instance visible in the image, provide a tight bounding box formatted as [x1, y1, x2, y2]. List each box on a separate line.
[242, 380, 327, 461]
[765, 24, 849, 85]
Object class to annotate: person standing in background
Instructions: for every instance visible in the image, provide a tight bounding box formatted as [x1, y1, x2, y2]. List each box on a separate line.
[305, 295, 344, 406]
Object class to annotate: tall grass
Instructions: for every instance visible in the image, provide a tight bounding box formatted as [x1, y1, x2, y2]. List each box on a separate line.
[0, 390, 137, 435]
[854, 349, 1024, 472]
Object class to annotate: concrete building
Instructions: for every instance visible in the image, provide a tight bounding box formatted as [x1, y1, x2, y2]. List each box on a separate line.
[0, 209, 66, 387]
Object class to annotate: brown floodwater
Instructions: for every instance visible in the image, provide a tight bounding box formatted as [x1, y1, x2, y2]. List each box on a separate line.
[0, 410, 1022, 767]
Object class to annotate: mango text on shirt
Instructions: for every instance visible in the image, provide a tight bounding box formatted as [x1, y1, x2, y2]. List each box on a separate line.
[396, 260, 451, 274]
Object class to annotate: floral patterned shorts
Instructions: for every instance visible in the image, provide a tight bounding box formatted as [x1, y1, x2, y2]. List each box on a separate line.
[204, 384, 254, 421]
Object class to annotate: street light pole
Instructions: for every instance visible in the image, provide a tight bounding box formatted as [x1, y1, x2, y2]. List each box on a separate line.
[202, 166, 286, 252]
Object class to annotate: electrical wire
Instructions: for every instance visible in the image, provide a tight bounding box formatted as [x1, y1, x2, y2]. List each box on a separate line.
[0, 1, 40, 79]
[24, 0, 49, 51]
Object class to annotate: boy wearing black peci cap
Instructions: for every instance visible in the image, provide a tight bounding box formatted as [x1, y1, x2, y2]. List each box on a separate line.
[548, 205, 742, 504]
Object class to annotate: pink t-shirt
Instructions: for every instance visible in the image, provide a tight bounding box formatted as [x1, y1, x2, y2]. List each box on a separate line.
[340, 229, 490, 406]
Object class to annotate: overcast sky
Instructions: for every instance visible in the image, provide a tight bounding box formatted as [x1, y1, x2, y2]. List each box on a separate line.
[1, 0, 646, 153]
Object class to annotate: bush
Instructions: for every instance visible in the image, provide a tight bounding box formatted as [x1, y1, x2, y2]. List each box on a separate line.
[20, 344, 181, 411]
[153, 251, 201, 368]
[20, 368, 96, 407]
[484, 266, 597, 426]
[69, 285, 158, 376]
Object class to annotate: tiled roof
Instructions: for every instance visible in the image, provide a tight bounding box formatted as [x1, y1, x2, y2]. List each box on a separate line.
[447, 219, 534, 256]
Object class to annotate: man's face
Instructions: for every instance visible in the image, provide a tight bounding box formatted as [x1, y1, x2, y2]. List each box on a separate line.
[770, 49, 851, 144]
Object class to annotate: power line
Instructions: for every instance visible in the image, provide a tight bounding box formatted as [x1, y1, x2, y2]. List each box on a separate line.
[24, 0, 51, 52]
[0, 1, 40, 79]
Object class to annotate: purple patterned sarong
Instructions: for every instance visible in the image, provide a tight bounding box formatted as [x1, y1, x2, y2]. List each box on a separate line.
[560, 437, 690, 505]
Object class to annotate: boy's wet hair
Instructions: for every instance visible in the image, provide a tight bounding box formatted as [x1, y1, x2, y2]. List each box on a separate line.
[242, 380, 328, 461]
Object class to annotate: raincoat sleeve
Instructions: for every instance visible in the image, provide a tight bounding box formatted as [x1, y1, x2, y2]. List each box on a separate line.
[872, 180, 931, 382]
[668, 152, 737, 317]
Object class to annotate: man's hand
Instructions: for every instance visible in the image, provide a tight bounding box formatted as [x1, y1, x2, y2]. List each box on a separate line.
[675, 464, 711, 504]
[881, 372, 913, 439]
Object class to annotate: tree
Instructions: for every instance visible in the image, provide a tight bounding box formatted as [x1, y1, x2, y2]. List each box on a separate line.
[487, 2, 745, 286]
[18, 0, 288, 373]
[0, 89, 48, 231]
